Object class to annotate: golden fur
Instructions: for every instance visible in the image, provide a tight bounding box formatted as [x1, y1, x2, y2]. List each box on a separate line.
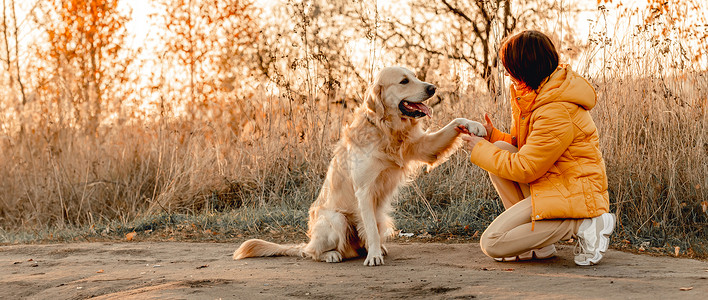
[233, 66, 486, 266]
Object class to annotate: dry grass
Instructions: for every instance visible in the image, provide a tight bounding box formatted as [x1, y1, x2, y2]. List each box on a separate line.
[2, 70, 706, 256]
[1, 3, 707, 258]
[596, 74, 707, 255]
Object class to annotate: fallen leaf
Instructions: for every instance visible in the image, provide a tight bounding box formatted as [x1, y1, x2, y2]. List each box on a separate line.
[701, 201, 707, 213]
[674, 246, 680, 257]
[126, 231, 137, 241]
[27, 259, 33, 262]
[196, 265, 209, 269]
[502, 268, 515, 271]
[96, 269, 104, 273]
[679, 287, 693, 291]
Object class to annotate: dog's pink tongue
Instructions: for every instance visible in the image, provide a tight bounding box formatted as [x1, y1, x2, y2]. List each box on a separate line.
[409, 102, 431, 116]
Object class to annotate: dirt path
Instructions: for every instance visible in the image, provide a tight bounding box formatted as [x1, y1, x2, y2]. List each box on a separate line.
[1, 241, 706, 299]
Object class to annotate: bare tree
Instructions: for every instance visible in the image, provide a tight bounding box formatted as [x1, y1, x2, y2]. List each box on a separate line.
[250, 0, 583, 106]
[251, 0, 371, 106]
[1, 0, 27, 106]
[361, 0, 580, 95]
[152, 0, 260, 122]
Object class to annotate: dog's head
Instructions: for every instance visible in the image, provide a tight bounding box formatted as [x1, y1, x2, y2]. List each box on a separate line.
[365, 66, 436, 119]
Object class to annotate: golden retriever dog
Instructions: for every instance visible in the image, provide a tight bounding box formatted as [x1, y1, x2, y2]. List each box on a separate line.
[233, 66, 486, 266]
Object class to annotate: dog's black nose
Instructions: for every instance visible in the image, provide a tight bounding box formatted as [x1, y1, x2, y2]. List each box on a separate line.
[426, 84, 436, 96]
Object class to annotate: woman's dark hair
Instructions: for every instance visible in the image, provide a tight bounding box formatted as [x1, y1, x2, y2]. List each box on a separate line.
[499, 30, 559, 90]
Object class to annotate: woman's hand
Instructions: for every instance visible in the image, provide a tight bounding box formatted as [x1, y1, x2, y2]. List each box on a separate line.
[460, 133, 484, 151]
[483, 113, 494, 140]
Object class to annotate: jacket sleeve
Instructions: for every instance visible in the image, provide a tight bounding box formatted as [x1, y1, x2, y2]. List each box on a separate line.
[487, 127, 512, 144]
[470, 104, 574, 183]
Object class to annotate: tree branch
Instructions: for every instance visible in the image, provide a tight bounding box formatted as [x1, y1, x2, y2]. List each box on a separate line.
[440, 0, 473, 23]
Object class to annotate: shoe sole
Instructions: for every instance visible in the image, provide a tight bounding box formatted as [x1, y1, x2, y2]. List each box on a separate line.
[576, 213, 616, 266]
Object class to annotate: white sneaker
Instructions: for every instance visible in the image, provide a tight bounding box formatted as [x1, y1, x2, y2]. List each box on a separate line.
[494, 244, 556, 262]
[574, 213, 616, 266]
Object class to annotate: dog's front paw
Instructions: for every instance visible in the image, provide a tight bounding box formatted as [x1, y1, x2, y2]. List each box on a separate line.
[363, 250, 384, 266]
[455, 118, 487, 137]
[322, 250, 343, 263]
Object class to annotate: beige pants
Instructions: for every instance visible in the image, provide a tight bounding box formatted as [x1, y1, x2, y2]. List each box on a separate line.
[479, 141, 583, 258]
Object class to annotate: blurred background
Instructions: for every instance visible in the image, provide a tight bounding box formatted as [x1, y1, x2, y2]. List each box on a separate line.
[0, 0, 706, 257]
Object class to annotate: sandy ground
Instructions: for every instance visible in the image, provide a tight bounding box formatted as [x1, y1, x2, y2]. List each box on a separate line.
[1, 241, 707, 299]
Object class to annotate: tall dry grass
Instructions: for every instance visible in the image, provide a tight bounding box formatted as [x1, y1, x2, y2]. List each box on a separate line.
[0, 2, 706, 256]
[2, 68, 705, 253]
[594, 74, 707, 252]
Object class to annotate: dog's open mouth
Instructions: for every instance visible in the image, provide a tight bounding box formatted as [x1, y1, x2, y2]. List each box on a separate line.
[399, 100, 431, 118]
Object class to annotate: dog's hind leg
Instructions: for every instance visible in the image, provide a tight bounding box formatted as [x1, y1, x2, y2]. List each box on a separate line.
[304, 209, 349, 263]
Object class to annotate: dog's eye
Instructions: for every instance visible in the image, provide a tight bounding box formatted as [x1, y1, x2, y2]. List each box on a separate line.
[400, 78, 409, 84]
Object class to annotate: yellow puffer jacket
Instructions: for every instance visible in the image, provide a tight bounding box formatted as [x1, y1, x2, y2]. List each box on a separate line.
[470, 65, 610, 221]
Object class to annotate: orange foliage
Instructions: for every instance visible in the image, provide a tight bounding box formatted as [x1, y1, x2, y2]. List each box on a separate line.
[41, 0, 132, 132]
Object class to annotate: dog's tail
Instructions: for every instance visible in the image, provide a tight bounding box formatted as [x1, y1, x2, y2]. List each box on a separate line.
[233, 239, 306, 260]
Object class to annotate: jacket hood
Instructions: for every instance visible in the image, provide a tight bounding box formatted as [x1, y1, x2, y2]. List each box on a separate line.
[533, 65, 597, 110]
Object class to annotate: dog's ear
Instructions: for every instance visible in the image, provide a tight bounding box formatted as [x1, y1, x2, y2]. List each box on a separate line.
[365, 83, 383, 114]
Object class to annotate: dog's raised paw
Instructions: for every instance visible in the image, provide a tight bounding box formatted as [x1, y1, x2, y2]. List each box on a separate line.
[455, 118, 487, 137]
